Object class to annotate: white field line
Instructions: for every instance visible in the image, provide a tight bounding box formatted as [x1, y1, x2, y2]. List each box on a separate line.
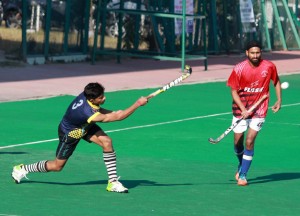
[0, 112, 231, 150]
[1, 102, 299, 150]
[0, 214, 20, 216]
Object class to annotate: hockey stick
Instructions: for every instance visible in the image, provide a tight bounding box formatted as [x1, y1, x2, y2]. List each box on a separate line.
[147, 65, 192, 99]
[208, 94, 268, 144]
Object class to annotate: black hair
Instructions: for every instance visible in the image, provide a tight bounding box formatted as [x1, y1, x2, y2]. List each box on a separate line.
[84, 82, 105, 100]
[245, 40, 262, 51]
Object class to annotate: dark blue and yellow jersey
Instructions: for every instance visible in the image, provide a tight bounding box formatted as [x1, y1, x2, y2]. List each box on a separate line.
[59, 92, 100, 139]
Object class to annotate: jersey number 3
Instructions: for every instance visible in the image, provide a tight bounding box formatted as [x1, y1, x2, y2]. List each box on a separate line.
[72, 99, 83, 110]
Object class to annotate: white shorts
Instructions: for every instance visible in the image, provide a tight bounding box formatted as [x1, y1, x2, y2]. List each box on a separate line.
[232, 116, 265, 133]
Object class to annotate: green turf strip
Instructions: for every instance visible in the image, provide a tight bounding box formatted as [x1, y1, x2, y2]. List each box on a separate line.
[0, 75, 300, 216]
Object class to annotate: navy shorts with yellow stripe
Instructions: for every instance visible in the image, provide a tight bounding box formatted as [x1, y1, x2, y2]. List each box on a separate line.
[56, 124, 101, 159]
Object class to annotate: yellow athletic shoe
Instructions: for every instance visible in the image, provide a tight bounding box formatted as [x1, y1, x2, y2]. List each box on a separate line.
[106, 177, 128, 193]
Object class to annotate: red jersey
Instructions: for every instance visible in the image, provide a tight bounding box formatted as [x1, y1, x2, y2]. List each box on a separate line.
[227, 59, 279, 118]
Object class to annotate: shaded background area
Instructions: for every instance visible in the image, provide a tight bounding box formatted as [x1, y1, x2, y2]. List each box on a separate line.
[1, 0, 300, 64]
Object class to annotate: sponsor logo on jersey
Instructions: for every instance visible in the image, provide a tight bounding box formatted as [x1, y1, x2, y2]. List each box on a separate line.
[244, 87, 264, 92]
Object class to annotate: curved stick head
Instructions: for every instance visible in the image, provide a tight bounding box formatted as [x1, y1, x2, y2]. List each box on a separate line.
[208, 138, 218, 144]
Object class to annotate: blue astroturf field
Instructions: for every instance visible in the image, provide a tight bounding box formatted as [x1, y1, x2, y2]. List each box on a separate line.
[0, 74, 299, 216]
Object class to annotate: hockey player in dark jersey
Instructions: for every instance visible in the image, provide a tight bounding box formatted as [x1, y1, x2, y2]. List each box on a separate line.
[12, 82, 148, 193]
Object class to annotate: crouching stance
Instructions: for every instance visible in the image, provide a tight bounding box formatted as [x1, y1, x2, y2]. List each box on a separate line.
[12, 82, 148, 193]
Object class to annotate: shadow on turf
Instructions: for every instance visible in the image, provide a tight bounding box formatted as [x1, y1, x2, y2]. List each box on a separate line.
[248, 172, 300, 184]
[23, 179, 192, 189]
[0, 151, 27, 155]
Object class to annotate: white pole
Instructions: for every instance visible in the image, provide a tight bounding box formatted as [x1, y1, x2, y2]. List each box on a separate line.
[36, 4, 40, 31]
[30, 4, 35, 30]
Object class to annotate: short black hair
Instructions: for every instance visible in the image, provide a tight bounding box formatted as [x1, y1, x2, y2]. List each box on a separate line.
[245, 40, 262, 50]
[84, 82, 105, 100]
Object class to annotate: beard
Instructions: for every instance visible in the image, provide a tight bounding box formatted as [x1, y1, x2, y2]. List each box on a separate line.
[248, 56, 261, 66]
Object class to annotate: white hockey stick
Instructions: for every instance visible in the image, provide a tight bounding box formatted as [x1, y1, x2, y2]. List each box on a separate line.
[208, 94, 268, 144]
[147, 65, 192, 99]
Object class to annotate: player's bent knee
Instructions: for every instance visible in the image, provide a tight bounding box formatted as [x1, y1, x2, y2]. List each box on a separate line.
[100, 137, 113, 151]
[102, 137, 112, 145]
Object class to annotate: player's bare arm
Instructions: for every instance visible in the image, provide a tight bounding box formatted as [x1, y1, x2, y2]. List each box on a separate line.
[231, 89, 249, 119]
[99, 107, 113, 114]
[272, 81, 282, 113]
[91, 97, 148, 123]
